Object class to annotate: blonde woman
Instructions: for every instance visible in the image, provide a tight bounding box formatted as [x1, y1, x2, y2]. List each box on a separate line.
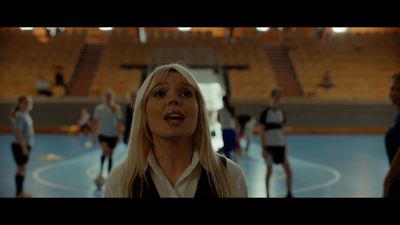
[104, 63, 248, 197]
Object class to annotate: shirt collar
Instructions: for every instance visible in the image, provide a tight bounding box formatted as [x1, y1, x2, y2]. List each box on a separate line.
[146, 150, 200, 184]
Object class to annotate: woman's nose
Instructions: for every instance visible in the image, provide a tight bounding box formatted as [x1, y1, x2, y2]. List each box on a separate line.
[168, 95, 181, 106]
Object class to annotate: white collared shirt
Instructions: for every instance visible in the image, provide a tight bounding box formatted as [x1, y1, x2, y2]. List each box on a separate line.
[104, 151, 248, 197]
[147, 150, 201, 197]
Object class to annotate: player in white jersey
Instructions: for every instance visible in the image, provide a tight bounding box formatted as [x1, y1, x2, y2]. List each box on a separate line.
[92, 89, 123, 189]
[258, 89, 293, 198]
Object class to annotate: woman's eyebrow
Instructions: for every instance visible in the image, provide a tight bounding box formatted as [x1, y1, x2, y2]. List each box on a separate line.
[178, 82, 194, 88]
[153, 82, 167, 88]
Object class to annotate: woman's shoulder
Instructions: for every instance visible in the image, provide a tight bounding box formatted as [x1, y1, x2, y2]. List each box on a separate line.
[224, 157, 245, 178]
[223, 156, 248, 197]
[107, 163, 125, 182]
[104, 163, 126, 197]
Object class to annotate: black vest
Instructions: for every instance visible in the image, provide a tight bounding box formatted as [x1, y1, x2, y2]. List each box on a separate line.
[131, 156, 227, 198]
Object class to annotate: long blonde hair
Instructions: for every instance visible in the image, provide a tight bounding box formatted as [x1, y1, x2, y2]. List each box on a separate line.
[120, 63, 235, 197]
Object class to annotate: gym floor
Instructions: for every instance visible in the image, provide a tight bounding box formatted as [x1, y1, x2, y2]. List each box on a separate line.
[0, 133, 389, 197]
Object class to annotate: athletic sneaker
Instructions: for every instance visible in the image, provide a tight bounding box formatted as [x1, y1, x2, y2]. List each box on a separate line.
[94, 175, 105, 189]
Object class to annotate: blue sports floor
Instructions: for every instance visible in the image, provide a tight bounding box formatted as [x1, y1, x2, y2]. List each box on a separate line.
[0, 133, 389, 197]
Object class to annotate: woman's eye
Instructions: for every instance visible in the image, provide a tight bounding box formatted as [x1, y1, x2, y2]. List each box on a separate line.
[153, 90, 166, 97]
[180, 89, 193, 97]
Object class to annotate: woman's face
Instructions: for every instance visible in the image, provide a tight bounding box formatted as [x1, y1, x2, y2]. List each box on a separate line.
[390, 80, 400, 107]
[146, 71, 199, 140]
[19, 98, 33, 112]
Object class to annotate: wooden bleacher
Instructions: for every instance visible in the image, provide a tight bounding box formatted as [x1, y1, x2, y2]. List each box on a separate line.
[283, 31, 400, 100]
[0, 29, 85, 97]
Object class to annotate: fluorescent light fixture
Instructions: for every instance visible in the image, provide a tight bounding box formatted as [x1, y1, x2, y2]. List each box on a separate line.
[178, 27, 191, 31]
[256, 27, 270, 32]
[332, 27, 347, 33]
[99, 27, 113, 31]
[20, 27, 33, 31]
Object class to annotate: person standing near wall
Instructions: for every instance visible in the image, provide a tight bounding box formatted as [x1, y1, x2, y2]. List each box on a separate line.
[258, 89, 293, 198]
[10, 96, 34, 197]
[218, 95, 241, 160]
[54, 66, 68, 95]
[92, 89, 123, 190]
[384, 73, 400, 198]
[123, 90, 137, 145]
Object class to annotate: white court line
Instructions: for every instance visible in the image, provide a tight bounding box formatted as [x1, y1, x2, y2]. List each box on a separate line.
[33, 142, 340, 196]
[245, 141, 341, 195]
[239, 154, 287, 181]
[32, 143, 127, 195]
[32, 155, 93, 194]
[290, 157, 341, 193]
[264, 157, 341, 196]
